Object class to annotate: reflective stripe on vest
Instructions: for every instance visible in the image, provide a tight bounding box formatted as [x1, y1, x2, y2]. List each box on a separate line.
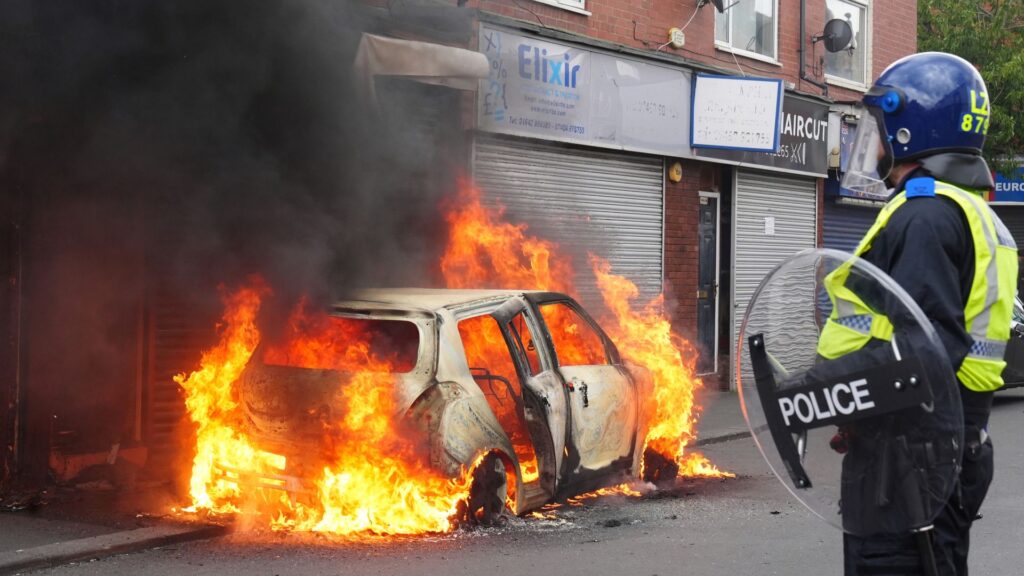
[817, 182, 1018, 392]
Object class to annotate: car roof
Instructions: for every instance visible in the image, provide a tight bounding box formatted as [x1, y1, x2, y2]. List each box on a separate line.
[333, 288, 549, 314]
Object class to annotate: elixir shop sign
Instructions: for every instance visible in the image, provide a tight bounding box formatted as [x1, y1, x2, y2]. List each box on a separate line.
[694, 94, 830, 177]
[478, 25, 691, 156]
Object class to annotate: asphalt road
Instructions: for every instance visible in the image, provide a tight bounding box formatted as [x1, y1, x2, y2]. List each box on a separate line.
[32, 389, 1024, 576]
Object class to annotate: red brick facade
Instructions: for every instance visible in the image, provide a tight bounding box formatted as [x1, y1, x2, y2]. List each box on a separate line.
[471, 0, 916, 103]
[663, 160, 719, 343]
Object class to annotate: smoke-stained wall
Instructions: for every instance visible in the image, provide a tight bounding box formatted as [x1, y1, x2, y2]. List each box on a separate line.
[0, 1, 468, 484]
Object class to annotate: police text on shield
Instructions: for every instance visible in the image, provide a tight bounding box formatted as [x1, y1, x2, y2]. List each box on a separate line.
[778, 379, 876, 427]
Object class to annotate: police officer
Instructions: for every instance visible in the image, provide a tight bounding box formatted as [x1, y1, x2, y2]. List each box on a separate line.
[820, 52, 1018, 575]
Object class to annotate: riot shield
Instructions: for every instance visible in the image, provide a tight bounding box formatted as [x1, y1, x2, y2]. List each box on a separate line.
[737, 248, 963, 537]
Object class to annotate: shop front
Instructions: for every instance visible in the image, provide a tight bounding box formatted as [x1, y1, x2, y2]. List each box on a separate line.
[475, 24, 694, 309]
[692, 90, 830, 388]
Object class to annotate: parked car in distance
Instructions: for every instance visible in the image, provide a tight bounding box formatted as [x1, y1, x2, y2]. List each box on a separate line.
[1001, 296, 1024, 389]
[234, 288, 655, 523]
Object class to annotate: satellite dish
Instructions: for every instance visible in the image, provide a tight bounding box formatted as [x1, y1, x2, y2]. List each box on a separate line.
[697, 0, 726, 13]
[815, 18, 853, 53]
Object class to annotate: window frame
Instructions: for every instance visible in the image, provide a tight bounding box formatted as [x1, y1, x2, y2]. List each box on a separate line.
[262, 314, 424, 374]
[507, 310, 545, 377]
[823, 0, 872, 91]
[714, 0, 781, 65]
[535, 299, 616, 368]
[529, 0, 591, 16]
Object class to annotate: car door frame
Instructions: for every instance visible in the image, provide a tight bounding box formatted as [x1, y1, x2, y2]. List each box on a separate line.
[522, 292, 640, 495]
[490, 297, 568, 505]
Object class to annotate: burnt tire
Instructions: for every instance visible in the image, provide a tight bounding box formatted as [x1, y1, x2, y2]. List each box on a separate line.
[465, 452, 508, 526]
[642, 448, 679, 487]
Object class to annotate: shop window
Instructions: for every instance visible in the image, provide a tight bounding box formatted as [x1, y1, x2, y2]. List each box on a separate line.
[825, 0, 869, 88]
[715, 0, 778, 62]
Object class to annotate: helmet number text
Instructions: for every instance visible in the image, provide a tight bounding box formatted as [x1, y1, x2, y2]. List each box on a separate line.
[962, 90, 990, 135]
[961, 114, 990, 135]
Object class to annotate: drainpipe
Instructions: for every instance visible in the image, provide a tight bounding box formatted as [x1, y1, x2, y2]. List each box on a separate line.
[799, 0, 828, 96]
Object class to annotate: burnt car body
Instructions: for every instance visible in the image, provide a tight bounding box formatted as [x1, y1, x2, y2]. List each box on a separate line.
[236, 288, 653, 516]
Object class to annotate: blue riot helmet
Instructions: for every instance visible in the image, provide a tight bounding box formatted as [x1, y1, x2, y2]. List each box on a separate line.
[843, 52, 992, 197]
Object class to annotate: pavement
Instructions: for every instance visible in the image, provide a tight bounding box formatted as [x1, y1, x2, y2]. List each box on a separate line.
[0, 481, 230, 576]
[0, 389, 748, 575]
[694, 387, 749, 447]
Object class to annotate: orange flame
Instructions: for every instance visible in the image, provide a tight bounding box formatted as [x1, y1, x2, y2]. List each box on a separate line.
[591, 257, 731, 478]
[176, 283, 475, 536]
[176, 281, 279, 512]
[567, 483, 646, 506]
[177, 178, 730, 537]
[441, 184, 574, 293]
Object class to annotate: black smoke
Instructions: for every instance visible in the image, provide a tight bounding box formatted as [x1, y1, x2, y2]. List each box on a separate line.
[0, 1, 461, 462]
[3, 0, 461, 309]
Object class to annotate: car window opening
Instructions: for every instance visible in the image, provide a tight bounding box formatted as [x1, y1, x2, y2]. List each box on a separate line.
[262, 316, 420, 373]
[509, 312, 542, 375]
[538, 302, 610, 367]
[458, 314, 542, 483]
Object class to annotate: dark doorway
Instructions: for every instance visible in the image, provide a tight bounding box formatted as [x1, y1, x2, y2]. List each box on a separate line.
[697, 193, 720, 375]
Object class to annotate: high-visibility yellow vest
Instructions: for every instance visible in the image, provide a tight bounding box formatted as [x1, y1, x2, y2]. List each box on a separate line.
[818, 179, 1018, 392]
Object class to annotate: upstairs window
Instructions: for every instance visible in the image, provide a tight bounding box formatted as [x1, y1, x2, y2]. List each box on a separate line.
[715, 0, 778, 62]
[824, 0, 869, 87]
[531, 0, 587, 14]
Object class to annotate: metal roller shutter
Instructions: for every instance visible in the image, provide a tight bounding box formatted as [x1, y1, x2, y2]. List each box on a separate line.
[992, 205, 1024, 295]
[473, 135, 664, 308]
[145, 287, 217, 472]
[823, 200, 881, 253]
[732, 170, 818, 388]
[993, 206, 1024, 249]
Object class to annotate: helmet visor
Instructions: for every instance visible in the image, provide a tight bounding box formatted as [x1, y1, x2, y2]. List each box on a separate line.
[841, 111, 889, 199]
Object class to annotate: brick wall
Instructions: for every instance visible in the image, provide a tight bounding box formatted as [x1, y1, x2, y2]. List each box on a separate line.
[663, 159, 720, 340]
[472, 0, 917, 101]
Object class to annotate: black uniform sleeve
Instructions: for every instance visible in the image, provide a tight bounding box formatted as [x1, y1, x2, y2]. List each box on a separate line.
[862, 195, 975, 371]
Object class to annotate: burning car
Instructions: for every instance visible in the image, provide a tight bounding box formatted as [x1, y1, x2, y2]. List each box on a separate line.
[233, 288, 654, 523]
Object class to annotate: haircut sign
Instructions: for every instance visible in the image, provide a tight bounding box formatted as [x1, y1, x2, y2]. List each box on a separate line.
[695, 94, 830, 177]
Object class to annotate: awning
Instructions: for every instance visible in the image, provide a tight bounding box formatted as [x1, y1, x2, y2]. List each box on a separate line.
[353, 33, 489, 101]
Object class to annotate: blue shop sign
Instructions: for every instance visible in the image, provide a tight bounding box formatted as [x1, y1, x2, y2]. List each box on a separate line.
[989, 168, 1024, 204]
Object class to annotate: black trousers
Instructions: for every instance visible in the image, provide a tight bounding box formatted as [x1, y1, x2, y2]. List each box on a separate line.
[843, 436, 994, 576]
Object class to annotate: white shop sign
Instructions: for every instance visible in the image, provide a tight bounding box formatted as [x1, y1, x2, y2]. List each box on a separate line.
[478, 25, 691, 156]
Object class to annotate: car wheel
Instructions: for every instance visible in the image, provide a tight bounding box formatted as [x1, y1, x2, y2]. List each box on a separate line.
[463, 452, 508, 526]
[642, 447, 679, 487]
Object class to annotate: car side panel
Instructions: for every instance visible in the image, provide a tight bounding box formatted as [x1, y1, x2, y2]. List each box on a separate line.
[559, 364, 637, 473]
[521, 370, 568, 484]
